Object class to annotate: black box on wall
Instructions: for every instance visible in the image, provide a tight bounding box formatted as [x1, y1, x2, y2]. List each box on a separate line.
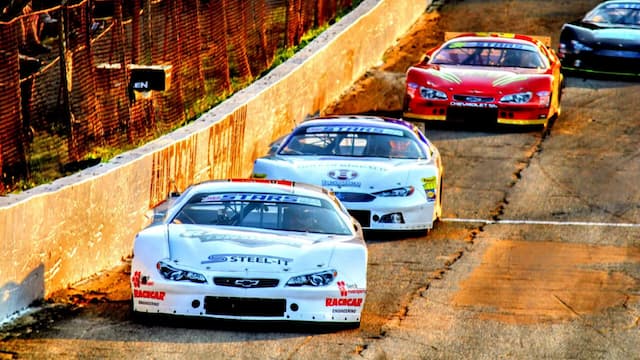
[128, 64, 173, 92]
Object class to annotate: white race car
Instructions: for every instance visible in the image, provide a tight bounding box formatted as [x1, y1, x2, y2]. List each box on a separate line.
[130, 179, 367, 328]
[252, 116, 444, 232]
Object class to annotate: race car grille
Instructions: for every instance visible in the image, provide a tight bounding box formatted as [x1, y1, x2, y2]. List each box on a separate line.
[348, 210, 370, 227]
[447, 106, 498, 124]
[453, 94, 494, 103]
[214, 277, 279, 288]
[334, 192, 375, 202]
[204, 296, 286, 317]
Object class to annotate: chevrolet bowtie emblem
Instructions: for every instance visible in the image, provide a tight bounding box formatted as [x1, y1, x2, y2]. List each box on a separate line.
[235, 279, 260, 287]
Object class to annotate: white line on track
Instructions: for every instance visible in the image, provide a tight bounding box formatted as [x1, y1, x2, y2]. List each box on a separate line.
[441, 218, 640, 228]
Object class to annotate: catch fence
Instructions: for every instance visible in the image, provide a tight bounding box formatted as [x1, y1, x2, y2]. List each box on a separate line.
[0, 0, 355, 194]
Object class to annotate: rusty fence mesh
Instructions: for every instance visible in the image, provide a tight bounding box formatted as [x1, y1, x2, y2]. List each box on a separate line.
[0, 0, 356, 194]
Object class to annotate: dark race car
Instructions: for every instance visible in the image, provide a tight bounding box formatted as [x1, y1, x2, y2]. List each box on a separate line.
[558, 0, 640, 78]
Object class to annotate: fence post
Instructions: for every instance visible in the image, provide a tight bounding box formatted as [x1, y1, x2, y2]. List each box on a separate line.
[57, 2, 74, 135]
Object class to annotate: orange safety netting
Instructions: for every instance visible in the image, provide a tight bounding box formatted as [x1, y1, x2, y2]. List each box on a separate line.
[0, 0, 356, 194]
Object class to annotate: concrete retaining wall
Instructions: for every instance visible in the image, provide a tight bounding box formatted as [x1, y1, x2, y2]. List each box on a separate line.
[0, 0, 430, 322]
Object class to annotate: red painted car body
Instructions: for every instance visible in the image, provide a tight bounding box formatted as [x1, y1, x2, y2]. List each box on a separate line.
[403, 32, 564, 128]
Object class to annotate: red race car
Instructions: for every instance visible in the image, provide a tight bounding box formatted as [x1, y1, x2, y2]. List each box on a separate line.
[403, 32, 564, 128]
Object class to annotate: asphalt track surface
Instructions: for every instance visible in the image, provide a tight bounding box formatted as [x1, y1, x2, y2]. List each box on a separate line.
[1, 0, 639, 359]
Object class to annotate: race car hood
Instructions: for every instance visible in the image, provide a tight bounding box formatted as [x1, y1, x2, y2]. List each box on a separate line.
[409, 65, 550, 92]
[165, 224, 349, 273]
[254, 157, 434, 192]
[568, 22, 640, 47]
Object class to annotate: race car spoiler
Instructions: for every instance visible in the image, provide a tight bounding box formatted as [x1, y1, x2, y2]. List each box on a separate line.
[444, 32, 551, 47]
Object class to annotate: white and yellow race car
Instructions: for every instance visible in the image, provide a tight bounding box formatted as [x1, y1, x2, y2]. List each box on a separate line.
[252, 116, 444, 232]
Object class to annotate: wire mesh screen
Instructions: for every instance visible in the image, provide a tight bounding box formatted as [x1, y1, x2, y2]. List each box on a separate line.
[0, 0, 357, 194]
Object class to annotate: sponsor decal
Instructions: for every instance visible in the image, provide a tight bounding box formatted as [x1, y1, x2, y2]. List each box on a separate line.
[607, 3, 640, 9]
[422, 176, 437, 190]
[322, 179, 361, 188]
[337, 281, 348, 296]
[306, 126, 403, 136]
[202, 254, 293, 266]
[346, 289, 366, 294]
[315, 163, 387, 171]
[332, 308, 357, 313]
[181, 230, 303, 247]
[449, 41, 533, 50]
[132, 271, 141, 288]
[337, 281, 366, 296]
[449, 41, 466, 49]
[328, 169, 358, 181]
[200, 193, 321, 207]
[134, 289, 166, 301]
[324, 169, 362, 187]
[422, 177, 437, 202]
[326, 297, 364, 307]
[138, 300, 160, 306]
[131, 271, 154, 288]
[450, 101, 498, 109]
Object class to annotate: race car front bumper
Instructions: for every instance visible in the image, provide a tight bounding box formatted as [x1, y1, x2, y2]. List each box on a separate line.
[131, 271, 366, 324]
[342, 195, 437, 231]
[404, 100, 551, 126]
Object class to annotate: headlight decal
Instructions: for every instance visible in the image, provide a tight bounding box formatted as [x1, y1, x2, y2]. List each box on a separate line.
[499, 92, 532, 103]
[286, 269, 337, 287]
[157, 261, 208, 283]
[373, 186, 415, 197]
[419, 87, 448, 100]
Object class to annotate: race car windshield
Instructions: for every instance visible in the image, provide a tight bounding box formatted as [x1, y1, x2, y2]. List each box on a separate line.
[171, 192, 353, 235]
[431, 42, 545, 68]
[584, 4, 640, 26]
[279, 128, 426, 159]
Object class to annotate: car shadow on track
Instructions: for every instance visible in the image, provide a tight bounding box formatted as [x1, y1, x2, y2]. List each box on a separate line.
[130, 312, 360, 334]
